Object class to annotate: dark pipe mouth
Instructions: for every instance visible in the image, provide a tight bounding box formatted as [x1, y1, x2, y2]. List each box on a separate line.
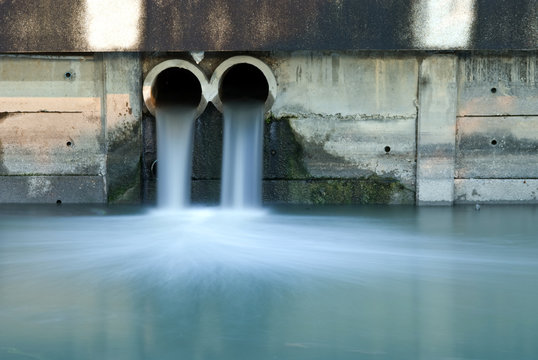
[153, 68, 202, 108]
[219, 63, 269, 103]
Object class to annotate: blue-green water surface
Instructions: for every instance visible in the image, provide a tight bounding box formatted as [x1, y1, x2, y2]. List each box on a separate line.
[1, 205, 537, 360]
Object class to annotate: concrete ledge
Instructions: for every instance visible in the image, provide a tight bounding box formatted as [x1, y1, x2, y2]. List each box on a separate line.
[455, 179, 538, 204]
[263, 179, 415, 205]
[0, 176, 106, 203]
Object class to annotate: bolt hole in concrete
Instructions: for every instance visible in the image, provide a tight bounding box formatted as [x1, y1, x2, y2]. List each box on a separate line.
[66, 141, 72, 147]
[385, 146, 391, 153]
[64, 72, 72, 80]
[491, 139, 498, 146]
[56, 200, 62, 205]
[491, 87, 497, 93]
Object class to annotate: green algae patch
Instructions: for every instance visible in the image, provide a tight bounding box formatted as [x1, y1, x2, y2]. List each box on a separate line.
[264, 114, 309, 179]
[306, 176, 412, 205]
[264, 176, 414, 205]
[107, 120, 142, 204]
[108, 158, 141, 203]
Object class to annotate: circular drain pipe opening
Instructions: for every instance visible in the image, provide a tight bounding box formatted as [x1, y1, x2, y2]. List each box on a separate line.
[154, 68, 202, 107]
[220, 64, 269, 103]
[143, 60, 209, 117]
[210, 56, 277, 113]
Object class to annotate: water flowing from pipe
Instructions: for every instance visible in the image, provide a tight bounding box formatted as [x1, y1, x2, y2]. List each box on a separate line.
[221, 101, 265, 209]
[155, 106, 197, 209]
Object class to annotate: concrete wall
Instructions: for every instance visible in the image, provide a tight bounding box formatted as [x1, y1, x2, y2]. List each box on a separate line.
[1, 52, 537, 204]
[265, 52, 418, 204]
[455, 54, 538, 204]
[0, 54, 141, 203]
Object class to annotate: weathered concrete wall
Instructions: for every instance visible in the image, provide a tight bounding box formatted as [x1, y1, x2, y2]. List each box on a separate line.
[416, 55, 458, 205]
[2, 51, 537, 204]
[142, 51, 538, 205]
[140, 52, 418, 205]
[103, 53, 142, 203]
[0, 54, 141, 203]
[266, 52, 418, 204]
[455, 54, 538, 203]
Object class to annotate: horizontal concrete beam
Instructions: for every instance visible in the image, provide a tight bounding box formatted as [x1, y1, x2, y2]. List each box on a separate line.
[455, 179, 538, 204]
[0, 0, 536, 52]
[0, 176, 106, 203]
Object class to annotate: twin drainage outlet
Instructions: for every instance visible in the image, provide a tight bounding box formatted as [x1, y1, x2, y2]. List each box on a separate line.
[143, 56, 277, 118]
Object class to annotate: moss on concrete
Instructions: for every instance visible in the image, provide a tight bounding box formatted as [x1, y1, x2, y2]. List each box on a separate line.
[264, 176, 414, 205]
[108, 158, 141, 203]
[107, 118, 142, 204]
[264, 114, 309, 179]
[261, 115, 415, 204]
[307, 175, 411, 204]
[0, 139, 8, 174]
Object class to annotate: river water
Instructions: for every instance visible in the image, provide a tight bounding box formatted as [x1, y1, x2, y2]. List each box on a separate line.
[1, 204, 537, 360]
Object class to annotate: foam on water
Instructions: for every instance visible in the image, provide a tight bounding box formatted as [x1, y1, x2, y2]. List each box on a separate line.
[155, 106, 197, 209]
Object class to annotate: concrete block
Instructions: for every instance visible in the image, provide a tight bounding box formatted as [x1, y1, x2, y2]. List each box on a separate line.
[456, 116, 538, 178]
[192, 105, 223, 180]
[0, 176, 106, 203]
[191, 179, 220, 205]
[416, 55, 458, 205]
[0, 55, 102, 98]
[455, 179, 538, 204]
[458, 55, 538, 116]
[0, 55, 106, 203]
[288, 114, 416, 186]
[0, 112, 104, 176]
[263, 179, 415, 205]
[272, 52, 419, 118]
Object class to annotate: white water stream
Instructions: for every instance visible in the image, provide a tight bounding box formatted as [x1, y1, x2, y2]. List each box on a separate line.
[221, 101, 265, 208]
[155, 106, 197, 209]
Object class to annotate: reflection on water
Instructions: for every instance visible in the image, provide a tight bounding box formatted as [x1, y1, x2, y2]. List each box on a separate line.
[0, 205, 537, 360]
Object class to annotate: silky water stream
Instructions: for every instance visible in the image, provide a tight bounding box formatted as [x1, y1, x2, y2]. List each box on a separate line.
[155, 106, 196, 209]
[221, 101, 264, 208]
